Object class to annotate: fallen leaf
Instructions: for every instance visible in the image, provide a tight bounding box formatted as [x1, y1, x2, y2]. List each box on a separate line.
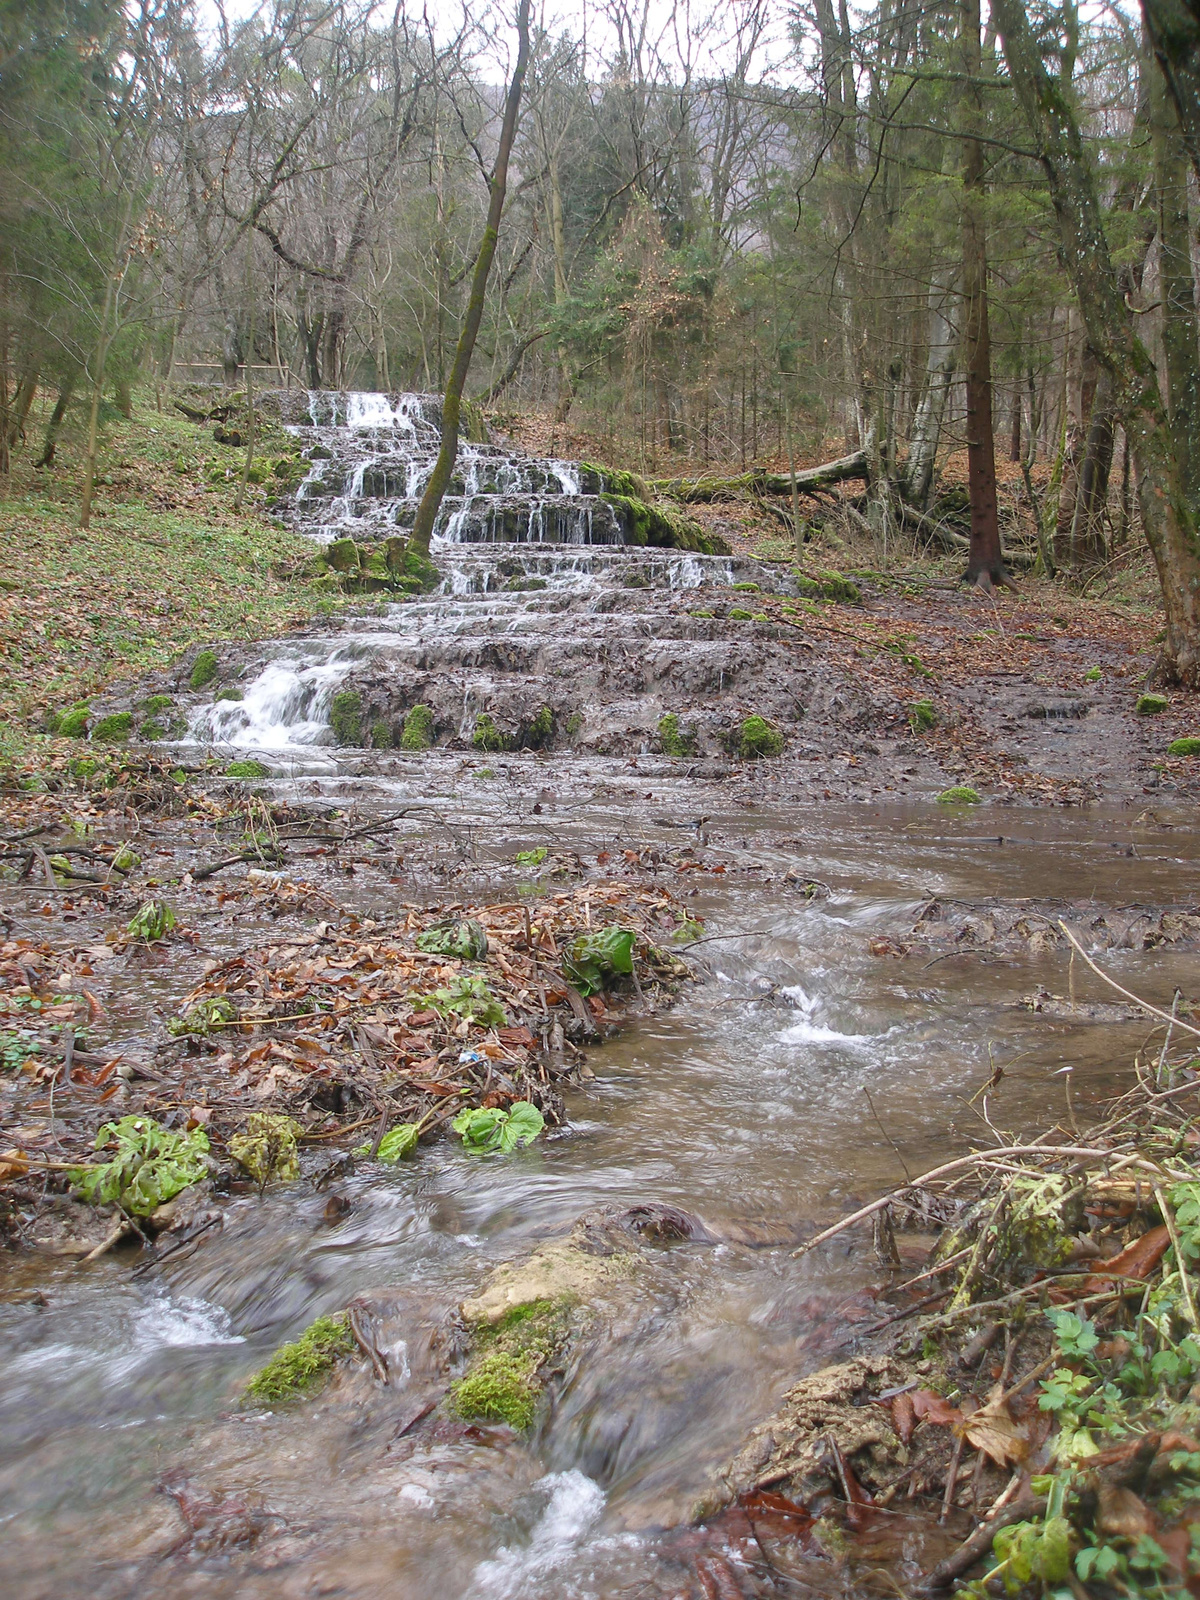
[890, 1390, 916, 1445]
[1083, 1225, 1171, 1292]
[1098, 1484, 1156, 1540]
[963, 1390, 1031, 1467]
[911, 1389, 964, 1428]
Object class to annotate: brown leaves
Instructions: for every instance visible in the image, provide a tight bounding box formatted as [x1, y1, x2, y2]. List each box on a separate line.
[1082, 1225, 1171, 1293]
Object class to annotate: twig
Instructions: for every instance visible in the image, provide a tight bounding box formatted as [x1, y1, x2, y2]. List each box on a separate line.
[863, 1085, 912, 1183]
[793, 1146, 1138, 1259]
[347, 1305, 389, 1384]
[918, 1491, 1043, 1590]
[940, 1435, 965, 1524]
[1155, 1181, 1200, 1337]
[1056, 922, 1200, 1039]
[76, 1212, 131, 1265]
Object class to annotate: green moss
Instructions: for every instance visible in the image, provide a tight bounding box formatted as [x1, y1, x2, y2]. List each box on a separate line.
[565, 712, 583, 738]
[225, 759, 270, 778]
[794, 570, 862, 605]
[473, 713, 511, 752]
[329, 688, 363, 746]
[451, 1300, 567, 1431]
[92, 711, 132, 743]
[937, 785, 982, 804]
[400, 703, 434, 751]
[728, 607, 754, 620]
[1137, 693, 1169, 715]
[214, 685, 244, 702]
[659, 712, 695, 757]
[370, 719, 393, 749]
[1084, 666, 1102, 682]
[1168, 737, 1200, 756]
[190, 649, 218, 689]
[908, 699, 937, 732]
[732, 581, 759, 592]
[325, 538, 361, 574]
[55, 704, 90, 738]
[523, 705, 553, 748]
[384, 538, 440, 593]
[739, 715, 784, 758]
[142, 694, 173, 715]
[243, 1313, 356, 1405]
[600, 490, 730, 555]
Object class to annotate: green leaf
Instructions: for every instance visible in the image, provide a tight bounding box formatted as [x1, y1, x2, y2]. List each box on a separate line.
[1076, 1545, 1122, 1582]
[228, 1113, 301, 1185]
[563, 925, 636, 995]
[126, 900, 176, 941]
[71, 1116, 210, 1216]
[498, 1101, 545, 1152]
[414, 919, 489, 960]
[375, 1123, 419, 1162]
[452, 1106, 508, 1151]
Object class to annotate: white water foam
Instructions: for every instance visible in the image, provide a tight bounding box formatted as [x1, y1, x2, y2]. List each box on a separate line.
[777, 984, 872, 1048]
[134, 1291, 244, 1349]
[471, 1470, 606, 1599]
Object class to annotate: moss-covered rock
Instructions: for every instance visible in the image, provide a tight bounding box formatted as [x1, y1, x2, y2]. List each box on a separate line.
[189, 649, 218, 689]
[908, 699, 936, 732]
[215, 685, 244, 702]
[601, 491, 730, 555]
[384, 538, 440, 593]
[794, 570, 862, 604]
[329, 688, 363, 746]
[54, 704, 90, 738]
[472, 713, 511, 753]
[92, 711, 132, 743]
[937, 785, 982, 804]
[243, 1313, 356, 1405]
[523, 705, 553, 748]
[739, 715, 784, 759]
[370, 719, 393, 749]
[729, 607, 754, 620]
[226, 759, 270, 779]
[659, 712, 695, 757]
[325, 538, 361, 574]
[1137, 693, 1169, 715]
[1168, 737, 1200, 757]
[451, 1300, 567, 1431]
[400, 703, 434, 751]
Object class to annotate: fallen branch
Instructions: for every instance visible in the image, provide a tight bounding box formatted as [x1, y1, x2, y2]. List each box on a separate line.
[651, 451, 869, 503]
[919, 1491, 1043, 1590]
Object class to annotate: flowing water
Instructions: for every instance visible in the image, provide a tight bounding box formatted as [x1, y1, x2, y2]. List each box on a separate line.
[3, 396, 1198, 1597]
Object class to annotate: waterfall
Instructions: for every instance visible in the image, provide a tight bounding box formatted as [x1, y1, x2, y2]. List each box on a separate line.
[288, 390, 623, 548]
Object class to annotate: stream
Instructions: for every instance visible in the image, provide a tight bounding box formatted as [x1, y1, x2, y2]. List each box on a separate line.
[2, 396, 1197, 1598]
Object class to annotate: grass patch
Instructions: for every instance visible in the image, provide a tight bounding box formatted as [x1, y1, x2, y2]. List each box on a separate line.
[0, 392, 349, 772]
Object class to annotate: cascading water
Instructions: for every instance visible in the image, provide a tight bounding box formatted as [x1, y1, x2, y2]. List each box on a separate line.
[186, 391, 760, 756]
[288, 389, 619, 548]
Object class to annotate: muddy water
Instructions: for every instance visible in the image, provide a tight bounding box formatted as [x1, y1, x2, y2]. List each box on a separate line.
[2, 799, 1197, 1598]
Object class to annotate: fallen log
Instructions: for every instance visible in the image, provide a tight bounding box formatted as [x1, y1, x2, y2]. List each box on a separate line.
[650, 450, 869, 502]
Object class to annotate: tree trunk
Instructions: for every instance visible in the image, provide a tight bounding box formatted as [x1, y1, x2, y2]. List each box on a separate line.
[903, 272, 956, 508]
[961, 0, 1008, 590]
[35, 371, 78, 468]
[407, 0, 532, 561]
[995, 0, 1200, 684]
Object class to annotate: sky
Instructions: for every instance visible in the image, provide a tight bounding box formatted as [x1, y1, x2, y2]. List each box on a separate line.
[190, 0, 799, 84]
